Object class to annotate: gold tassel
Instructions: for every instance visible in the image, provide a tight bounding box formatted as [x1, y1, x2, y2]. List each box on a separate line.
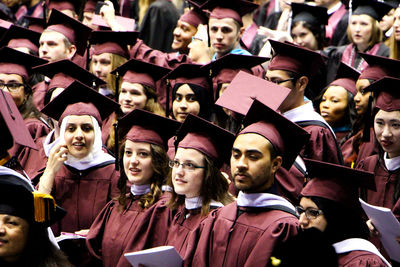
[270, 257, 282, 266]
[33, 192, 56, 223]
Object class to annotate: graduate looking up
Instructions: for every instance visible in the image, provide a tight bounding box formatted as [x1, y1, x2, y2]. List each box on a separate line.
[190, 99, 310, 266]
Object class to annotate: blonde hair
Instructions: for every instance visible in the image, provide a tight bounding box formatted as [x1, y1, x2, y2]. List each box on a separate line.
[347, 16, 382, 47]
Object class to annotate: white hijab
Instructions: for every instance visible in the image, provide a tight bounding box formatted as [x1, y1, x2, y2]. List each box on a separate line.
[57, 115, 114, 170]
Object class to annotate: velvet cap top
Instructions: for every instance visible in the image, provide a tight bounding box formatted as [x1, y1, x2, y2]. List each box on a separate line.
[203, 0, 259, 25]
[352, 0, 393, 21]
[364, 76, 400, 112]
[0, 25, 41, 54]
[292, 3, 328, 26]
[359, 53, 400, 81]
[89, 30, 139, 58]
[329, 62, 360, 95]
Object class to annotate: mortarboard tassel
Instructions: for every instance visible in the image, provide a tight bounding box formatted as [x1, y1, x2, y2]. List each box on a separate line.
[33, 192, 56, 223]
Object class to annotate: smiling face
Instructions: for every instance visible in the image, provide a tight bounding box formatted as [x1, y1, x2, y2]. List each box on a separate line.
[172, 20, 197, 54]
[209, 17, 242, 58]
[319, 86, 349, 127]
[172, 147, 205, 198]
[63, 115, 95, 159]
[374, 109, 400, 158]
[123, 140, 154, 185]
[0, 214, 29, 263]
[119, 82, 148, 114]
[231, 133, 282, 193]
[291, 23, 318, 51]
[172, 84, 200, 122]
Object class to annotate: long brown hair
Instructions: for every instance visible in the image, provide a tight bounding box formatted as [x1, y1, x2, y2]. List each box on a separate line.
[117, 141, 169, 210]
[167, 151, 234, 216]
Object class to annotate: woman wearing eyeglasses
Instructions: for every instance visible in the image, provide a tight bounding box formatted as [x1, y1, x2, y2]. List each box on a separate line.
[297, 159, 391, 267]
[86, 109, 180, 267]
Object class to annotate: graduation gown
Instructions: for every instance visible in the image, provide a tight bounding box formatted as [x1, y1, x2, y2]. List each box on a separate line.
[32, 80, 48, 111]
[190, 194, 299, 267]
[50, 163, 120, 236]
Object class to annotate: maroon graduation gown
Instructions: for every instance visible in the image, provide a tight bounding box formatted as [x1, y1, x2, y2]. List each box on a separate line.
[86, 195, 151, 267]
[190, 202, 299, 267]
[49, 163, 120, 236]
[32, 80, 48, 111]
[338, 251, 389, 267]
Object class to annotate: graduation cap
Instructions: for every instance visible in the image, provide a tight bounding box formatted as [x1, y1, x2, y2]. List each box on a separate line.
[165, 63, 210, 90]
[292, 3, 328, 26]
[202, 0, 259, 25]
[46, 0, 82, 14]
[179, 0, 208, 28]
[268, 39, 326, 78]
[111, 58, 170, 89]
[32, 59, 105, 90]
[301, 158, 375, 207]
[240, 99, 310, 169]
[46, 9, 92, 56]
[89, 30, 139, 58]
[119, 109, 181, 149]
[0, 46, 47, 81]
[0, 90, 37, 150]
[202, 53, 268, 86]
[0, 25, 41, 54]
[0, 168, 66, 227]
[175, 113, 235, 168]
[352, 0, 393, 21]
[24, 15, 47, 33]
[215, 71, 291, 116]
[364, 76, 400, 112]
[0, 18, 12, 38]
[328, 62, 360, 95]
[41, 80, 119, 125]
[359, 53, 400, 81]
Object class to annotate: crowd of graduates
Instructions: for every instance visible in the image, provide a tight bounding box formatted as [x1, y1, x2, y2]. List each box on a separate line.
[0, 0, 400, 266]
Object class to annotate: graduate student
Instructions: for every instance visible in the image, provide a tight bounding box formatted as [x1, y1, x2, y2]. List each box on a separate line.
[191, 99, 310, 266]
[37, 80, 120, 236]
[86, 109, 180, 267]
[299, 159, 391, 267]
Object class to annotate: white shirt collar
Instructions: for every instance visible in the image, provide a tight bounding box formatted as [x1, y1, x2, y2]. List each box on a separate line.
[185, 196, 224, 210]
[130, 184, 151, 196]
[328, 1, 343, 15]
[236, 191, 296, 212]
[384, 153, 400, 171]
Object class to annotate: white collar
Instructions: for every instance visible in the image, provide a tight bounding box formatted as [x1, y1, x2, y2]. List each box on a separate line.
[384, 153, 400, 171]
[43, 130, 59, 157]
[184, 196, 224, 210]
[283, 102, 335, 135]
[130, 184, 151, 196]
[161, 185, 173, 192]
[333, 238, 391, 267]
[236, 191, 296, 212]
[328, 1, 343, 15]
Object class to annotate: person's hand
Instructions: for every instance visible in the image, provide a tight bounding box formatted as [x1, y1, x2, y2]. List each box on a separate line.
[257, 26, 292, 43]
[46, 142, 69, 174]
[100, 0, 116, 25]
[366, 219, 381, 238]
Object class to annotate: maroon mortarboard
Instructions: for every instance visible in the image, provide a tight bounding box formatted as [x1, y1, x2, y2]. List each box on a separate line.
[24, 16, 46, 33]
[301, 158, 375, 207]
[119, 109, 181, 149]
[0, 18, 12, 37]
[89, 30, 138, 59]
[0, 25, 41, 54]
[0, 90, 37, 150]
[359, 53, 400, 81]
[46, 0, 82, 14]
[352, 0, 393, 21]
[111, 58, 170, 89]
[240, 99, 310, 169]
[202, 0, 259, 25]
[33, 59, 105, 90]
[0, 47, 47, 81]
[179, 0, 208, 28]
[292, 3, 328, 26]
[41, 80, 119, 125]
[46, 9, 92, 56]
[268, 40, 326, 78]
[216, 71, 291, 116]
[84, 0, 97, 12]
[329, 62, 360, 95]
[202, 53, 268, 86]
[165, 63, 210, 90]
[176, 113, 235, 167]
[364, 76, 400, 112]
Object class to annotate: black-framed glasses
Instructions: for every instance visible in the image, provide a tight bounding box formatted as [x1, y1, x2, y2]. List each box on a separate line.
[0, 83, 24, 92]
[296, 206, 324, 220]
[168, 160, 205, 171]
[265, 77, 295, 85]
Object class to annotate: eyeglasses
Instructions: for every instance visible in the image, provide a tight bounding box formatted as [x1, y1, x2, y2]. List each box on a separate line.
[296, 206, 324, 220]
[0, 83, 24, 92]
[168, 160, 205, 171]
[265, 77, 295, 85]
